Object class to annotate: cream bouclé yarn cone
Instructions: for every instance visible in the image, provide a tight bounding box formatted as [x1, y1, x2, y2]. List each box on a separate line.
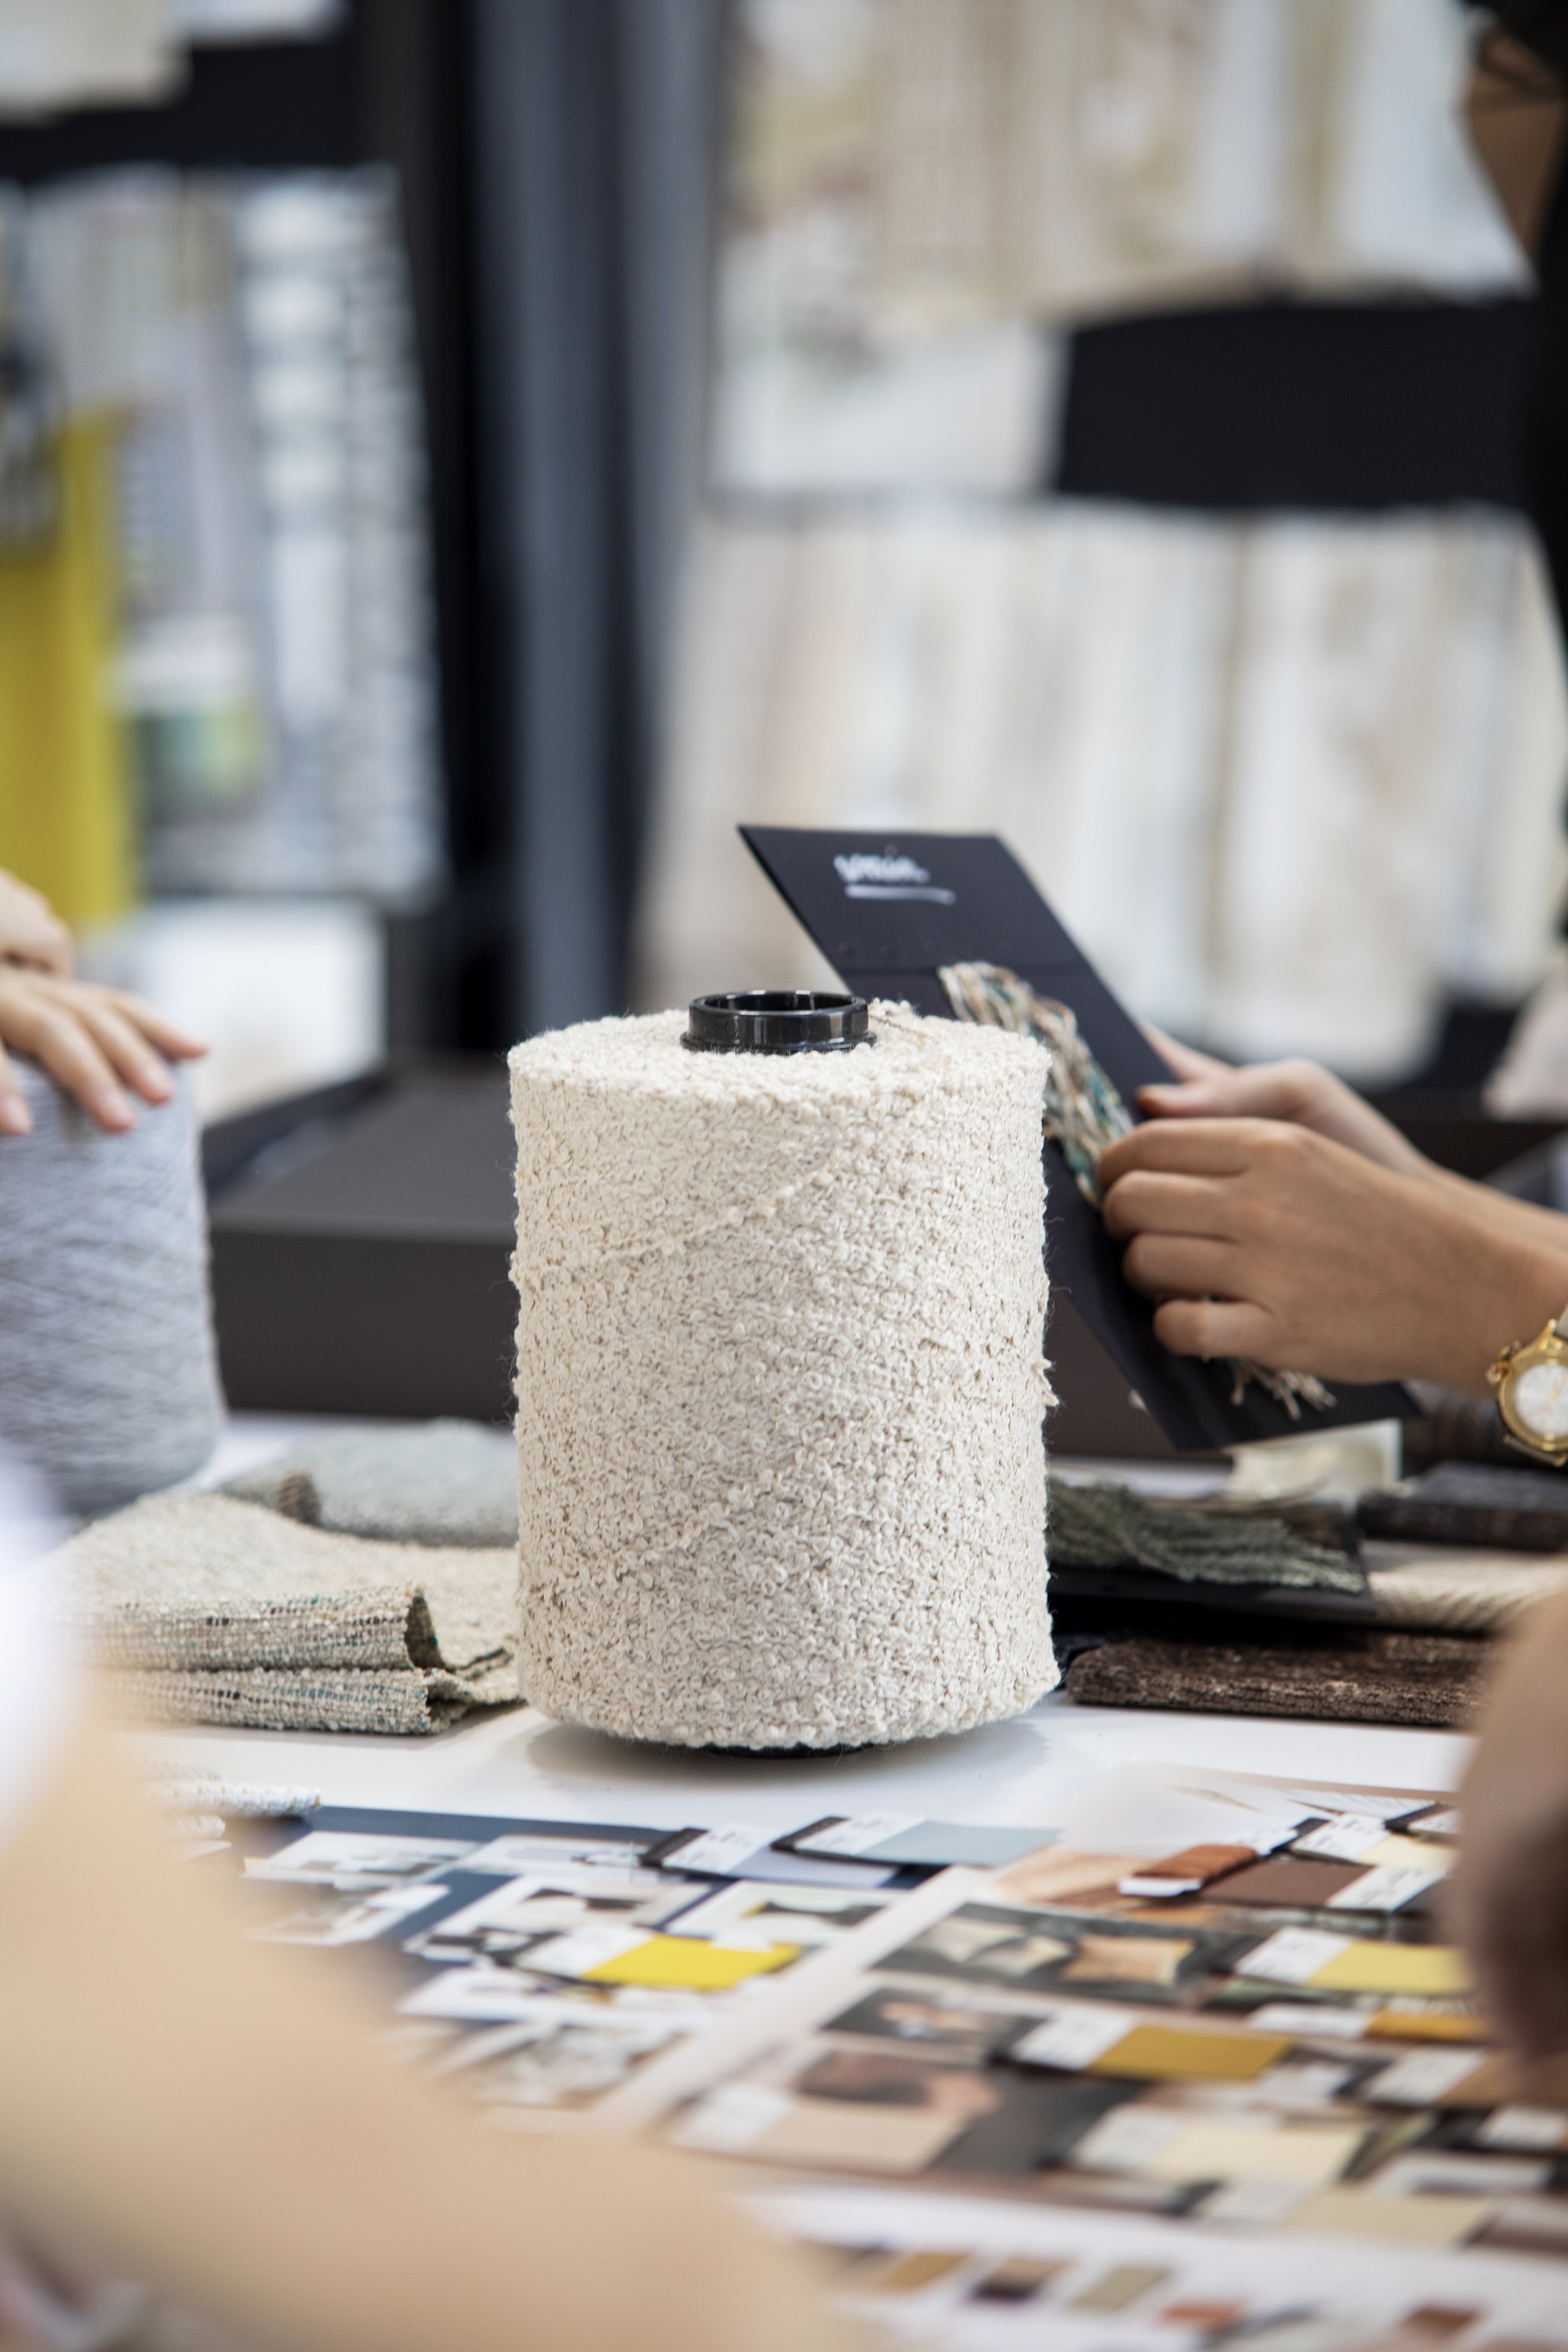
[510, 1002, 1056, 1749]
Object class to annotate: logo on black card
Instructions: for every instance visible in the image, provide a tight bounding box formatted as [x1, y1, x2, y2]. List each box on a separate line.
[833, 851, 956, 906]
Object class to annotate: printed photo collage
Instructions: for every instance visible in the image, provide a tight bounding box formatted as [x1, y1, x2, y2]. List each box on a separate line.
[754, 2180, 1568, 2351]
[235, 1808, 946, 2116]
[224, 1768, 1568, 2342]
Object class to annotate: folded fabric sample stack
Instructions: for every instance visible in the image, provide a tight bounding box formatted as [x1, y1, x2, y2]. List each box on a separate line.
[1054, 1443, 1568, 1730]
[1051, 1474, 1497, 1730]
[55, 1492, 519, 1734]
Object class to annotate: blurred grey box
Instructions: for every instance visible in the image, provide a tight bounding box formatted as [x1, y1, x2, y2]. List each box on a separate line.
[205, 1062, 519, 1423]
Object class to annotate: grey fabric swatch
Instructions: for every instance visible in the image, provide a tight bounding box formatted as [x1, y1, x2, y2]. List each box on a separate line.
[221, 1418, 518, 1548]
[1359, 1460, 1568, 1552]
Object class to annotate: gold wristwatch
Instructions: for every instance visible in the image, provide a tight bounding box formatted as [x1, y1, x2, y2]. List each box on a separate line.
[1488, 1304, 1568, 1465]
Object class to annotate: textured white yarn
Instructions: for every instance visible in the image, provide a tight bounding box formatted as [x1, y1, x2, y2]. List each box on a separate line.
[510, 1004, 1057, 1750]
[0, 1058, 223, 1514]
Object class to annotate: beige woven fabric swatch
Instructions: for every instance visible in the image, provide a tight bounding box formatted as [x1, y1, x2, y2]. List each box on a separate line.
[53, 1494, 519, 1735]
[1367, 1548, 1568, 1636]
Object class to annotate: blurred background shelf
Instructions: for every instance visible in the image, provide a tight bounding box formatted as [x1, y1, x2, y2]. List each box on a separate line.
[8, 0, 1568, 1448]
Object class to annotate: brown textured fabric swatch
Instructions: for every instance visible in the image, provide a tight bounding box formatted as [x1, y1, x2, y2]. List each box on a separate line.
[1063, 1629, 1491, 1730]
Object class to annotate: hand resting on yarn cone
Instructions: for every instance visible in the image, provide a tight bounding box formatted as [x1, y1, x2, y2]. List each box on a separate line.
[0, 871, 204, 1138]
[0, 869, 71, 975]
[1098, 1112, 1568, 1396]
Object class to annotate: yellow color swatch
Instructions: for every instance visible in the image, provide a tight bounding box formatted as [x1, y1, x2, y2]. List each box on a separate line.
[1311, 1944, 1470, 1997]
[0, 423, 133, 929]
[1366, 2008, 1486, 2043]
[583, 1934, 800, 1990]
[1094, 2024, 1291, 2082]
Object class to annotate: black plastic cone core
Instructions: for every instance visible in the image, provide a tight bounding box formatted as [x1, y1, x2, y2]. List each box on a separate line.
[682, 990, 872, 1055]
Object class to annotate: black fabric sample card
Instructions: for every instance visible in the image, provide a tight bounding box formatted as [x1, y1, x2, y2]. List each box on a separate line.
[742, 825, 1411, 1452]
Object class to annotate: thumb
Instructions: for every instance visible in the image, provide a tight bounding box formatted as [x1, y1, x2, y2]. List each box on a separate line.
[1137, 1076, 1232, 1119]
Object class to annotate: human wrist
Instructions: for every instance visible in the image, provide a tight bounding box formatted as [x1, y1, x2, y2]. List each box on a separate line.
[1455, 1229, 1568, 1399]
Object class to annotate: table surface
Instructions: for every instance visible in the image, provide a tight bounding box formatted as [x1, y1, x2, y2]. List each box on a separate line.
[145, 1415, 1470, 1837]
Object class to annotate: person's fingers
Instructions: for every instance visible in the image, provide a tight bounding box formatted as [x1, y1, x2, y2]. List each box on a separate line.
[0, 1038, 31, 1135]
[1457, 1852, 1568, 2059]
[74, 999, 173, 1105]
[1138, 1058, 1323, 1127]
[1097, 1118, 1261, 1189]
[1149, 1295, 1277, 1362]
[1121, 1233, 1244, 1301]
[1101, 1169, 1241, 1243]
[0, 871, 73, 975]
[1141, 1025, 1230, 1084]
[16, 1003, 134, 1131]
[100, 989, 205, 1061]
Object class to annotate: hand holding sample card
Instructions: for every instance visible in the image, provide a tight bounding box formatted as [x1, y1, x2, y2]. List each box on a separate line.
[741, 828, 1410, 1449]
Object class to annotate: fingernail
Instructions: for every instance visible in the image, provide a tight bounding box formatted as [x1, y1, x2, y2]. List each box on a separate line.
[96, 1090, 133, 1130]
[0, 1097, 31, 1135]
[144, 1072, 172, 1102]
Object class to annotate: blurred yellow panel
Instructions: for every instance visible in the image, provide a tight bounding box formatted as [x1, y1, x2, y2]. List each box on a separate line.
[0, 422, 133, 930]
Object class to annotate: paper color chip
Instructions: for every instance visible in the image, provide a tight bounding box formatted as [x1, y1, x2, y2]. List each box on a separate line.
[866, 1822, 1056, 1867]
[1292, 1815, 1395, 1864]
[1232, 1928, 1353, 1985]
[1123, 1835, 1260, 1891]
[1311, 1944, 1471, 1997]
[855, 2250, 971, 2295]
[1283, 2190, 1492, 2246]
[1210, 1858, 1367, 1907]
[1364, 2048, 1490, 2106]
[656, 1824, 774, 1876]
[1249, 2004, 1370, 2040]
[1147, 2122, 1363, 2187]
[787, 1815, 917, 1857]
[1091, 2024, 1291, 2082]
[1366, 2008, 1484, 2042]
[1237, 1928, 1470, 1996]
[1067, 2266, 1170, 2313]
[1361, 1835, 1453, 1873]
[993, 1849, 1143, 1907]
[1012, 2005, 1132, 2071]
[752, 2097, 965, 2173]
[582, 1934, 800, 1990]
[1477, 2105, 1568, 2151]
[1327, 1864, 1446, 1914]
[1060, 1934, 1195, 1987]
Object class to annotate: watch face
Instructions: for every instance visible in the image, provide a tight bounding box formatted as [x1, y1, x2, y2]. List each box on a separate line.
[1512, 1359, 1568, 1444]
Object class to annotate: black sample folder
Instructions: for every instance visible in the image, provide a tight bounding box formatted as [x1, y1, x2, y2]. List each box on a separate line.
[742, 825, 1412, 1454]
